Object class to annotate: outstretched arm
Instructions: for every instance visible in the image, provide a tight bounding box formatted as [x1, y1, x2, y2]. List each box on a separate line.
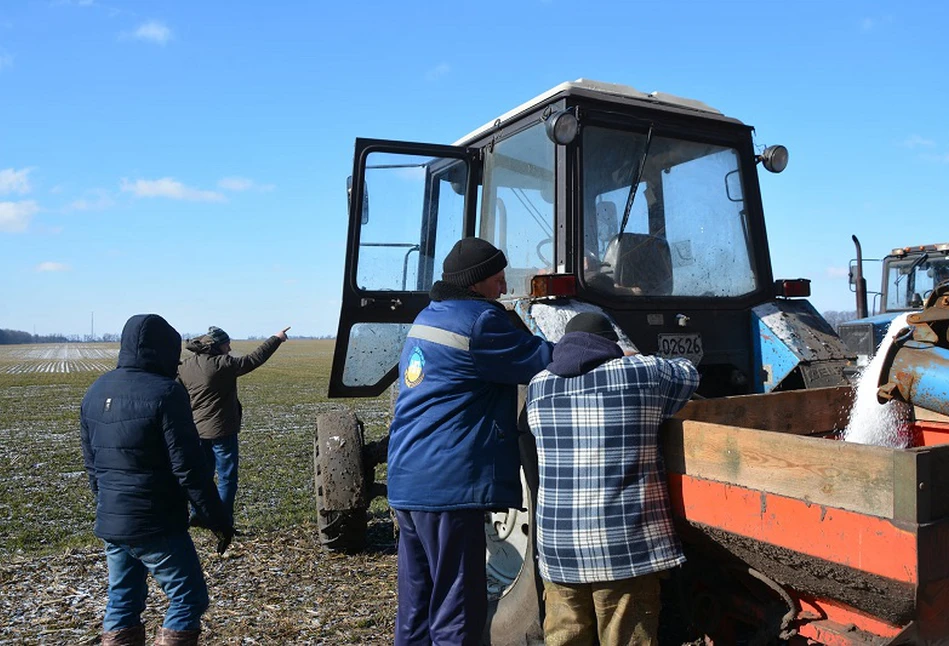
[230, 326, 290, 376]
[470, 308, 554, 385]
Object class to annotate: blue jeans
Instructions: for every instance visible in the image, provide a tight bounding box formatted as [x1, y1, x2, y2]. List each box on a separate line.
[103, 532, 209, 631]
[201, 434, 239, 525]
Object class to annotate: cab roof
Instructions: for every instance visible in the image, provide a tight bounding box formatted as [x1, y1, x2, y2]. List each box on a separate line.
[891, 243, 949, 256]
[453, 78, 745, 146]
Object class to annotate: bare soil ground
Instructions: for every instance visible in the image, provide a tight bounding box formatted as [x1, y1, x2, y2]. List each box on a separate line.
[0, 519, 399, 645]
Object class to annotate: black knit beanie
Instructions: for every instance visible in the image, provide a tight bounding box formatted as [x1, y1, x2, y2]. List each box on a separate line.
[565, 312, 619, 342]
[441, 237, 507, 287]
[207, 326, 230, 346]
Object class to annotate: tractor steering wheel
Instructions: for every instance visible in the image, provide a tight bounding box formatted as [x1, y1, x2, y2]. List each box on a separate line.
[536, 237, 553, 267]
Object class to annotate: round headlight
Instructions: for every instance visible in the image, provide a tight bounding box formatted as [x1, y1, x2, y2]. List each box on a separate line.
[759, 145, 789, 174]
[545, 110, 579, 145]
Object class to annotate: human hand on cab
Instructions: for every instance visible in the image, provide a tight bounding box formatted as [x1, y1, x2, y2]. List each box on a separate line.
[275, 326, 291, 342]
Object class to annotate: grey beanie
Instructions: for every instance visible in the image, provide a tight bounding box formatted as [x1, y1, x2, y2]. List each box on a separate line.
[207, 326, 230, 346]
[565, 312, 619, 342]
[441, 237, 507, 287]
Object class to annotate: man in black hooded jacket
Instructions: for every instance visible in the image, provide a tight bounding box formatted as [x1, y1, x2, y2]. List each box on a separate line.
[80, 314, 232, 646]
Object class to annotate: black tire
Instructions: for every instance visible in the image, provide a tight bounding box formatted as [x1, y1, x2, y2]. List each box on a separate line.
[315, 411, 368, 554]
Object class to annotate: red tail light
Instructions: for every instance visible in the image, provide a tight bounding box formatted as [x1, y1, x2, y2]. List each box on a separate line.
[774, 278, 811, 298]
[530, 274, 578, 298]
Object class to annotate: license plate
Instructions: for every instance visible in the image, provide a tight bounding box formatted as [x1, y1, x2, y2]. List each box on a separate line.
[656, 333, 703, 364]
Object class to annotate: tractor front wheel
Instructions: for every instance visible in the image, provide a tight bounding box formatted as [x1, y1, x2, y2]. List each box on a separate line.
[314, 411, 368, 554]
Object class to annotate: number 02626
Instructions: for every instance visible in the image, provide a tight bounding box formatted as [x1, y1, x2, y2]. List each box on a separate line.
[656, 333, 703, 364]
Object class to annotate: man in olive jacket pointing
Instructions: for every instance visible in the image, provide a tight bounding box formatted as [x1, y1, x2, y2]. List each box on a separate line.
[178, 325, 290, 526]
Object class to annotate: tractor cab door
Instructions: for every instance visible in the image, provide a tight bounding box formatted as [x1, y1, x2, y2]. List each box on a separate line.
[329, 138, 479, 398]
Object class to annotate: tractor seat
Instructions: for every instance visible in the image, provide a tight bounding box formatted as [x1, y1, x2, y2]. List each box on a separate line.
[602, 233, 673, 295]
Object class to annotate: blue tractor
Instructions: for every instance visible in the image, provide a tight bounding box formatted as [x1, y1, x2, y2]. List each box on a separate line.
[318, 79, 855, 644]
[840, 237, 949, 366]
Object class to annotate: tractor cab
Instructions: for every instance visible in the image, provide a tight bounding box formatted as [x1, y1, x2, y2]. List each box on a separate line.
[330, 79, 851, 400]
[842, 241, 949, 363]
[881, 243, 949, 311]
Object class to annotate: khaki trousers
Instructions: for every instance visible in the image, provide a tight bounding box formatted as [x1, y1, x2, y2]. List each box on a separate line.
[542, 572, 661, 646]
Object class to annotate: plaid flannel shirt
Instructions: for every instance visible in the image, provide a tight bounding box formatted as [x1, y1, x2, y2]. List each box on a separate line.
[527, 354, 699, 584]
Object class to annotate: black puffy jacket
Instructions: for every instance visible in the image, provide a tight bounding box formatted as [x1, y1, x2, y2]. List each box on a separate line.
[80, 314, 228, 543]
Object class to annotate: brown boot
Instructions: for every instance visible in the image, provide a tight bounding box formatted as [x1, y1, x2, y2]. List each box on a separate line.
[153, 627, 201, 646]
[101, 624, 146, 646]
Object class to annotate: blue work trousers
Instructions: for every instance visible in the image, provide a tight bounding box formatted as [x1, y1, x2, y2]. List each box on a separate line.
[103, 531, 209, 632]
[201, 434, 239, 525]
[394, 509, 487, 646]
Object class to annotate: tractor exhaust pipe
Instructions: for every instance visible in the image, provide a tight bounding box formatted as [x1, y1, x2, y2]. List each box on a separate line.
[852, 235, 869, 320]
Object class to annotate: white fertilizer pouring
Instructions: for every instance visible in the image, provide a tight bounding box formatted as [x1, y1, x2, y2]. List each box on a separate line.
[842, 312, 912, 448]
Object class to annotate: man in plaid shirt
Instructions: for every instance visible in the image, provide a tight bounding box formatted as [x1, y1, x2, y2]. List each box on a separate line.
[527, 312, 699, 645]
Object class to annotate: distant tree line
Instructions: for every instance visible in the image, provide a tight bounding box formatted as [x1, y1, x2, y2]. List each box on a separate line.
[0, 328, 121, 345]
[246, 334, 336, 340]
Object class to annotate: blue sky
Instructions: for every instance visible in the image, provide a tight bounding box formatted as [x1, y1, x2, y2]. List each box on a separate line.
[1, 1, 947, 338]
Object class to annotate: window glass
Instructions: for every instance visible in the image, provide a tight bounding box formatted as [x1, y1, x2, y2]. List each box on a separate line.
[341, 323, 411, 387]
[356, 152, 466, 291]
[478, 123, 555, 298]
[581, 126, 757, 298]
[885, 256, 949, 310]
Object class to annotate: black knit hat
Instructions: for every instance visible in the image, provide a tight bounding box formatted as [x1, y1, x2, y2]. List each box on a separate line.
[442, 237, 507, 287]
[207, 326, 230, 346]
[565, 312, 619, 342]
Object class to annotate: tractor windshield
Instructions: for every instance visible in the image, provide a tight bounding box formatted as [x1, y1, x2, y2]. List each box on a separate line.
[884, 254, 949, 310]
[581, 125, 758, 298]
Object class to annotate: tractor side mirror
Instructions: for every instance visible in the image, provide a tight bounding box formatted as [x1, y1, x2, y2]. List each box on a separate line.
[347, 176, 370, 225]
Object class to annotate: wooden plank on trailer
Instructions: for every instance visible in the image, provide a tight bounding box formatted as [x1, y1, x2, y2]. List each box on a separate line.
[915, 406, 949, 424]
[663, 418, 896, 518]
[674, 385, 853, 435]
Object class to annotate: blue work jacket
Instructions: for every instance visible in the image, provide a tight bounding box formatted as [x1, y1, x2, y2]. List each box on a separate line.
[387, 286, 553, 511]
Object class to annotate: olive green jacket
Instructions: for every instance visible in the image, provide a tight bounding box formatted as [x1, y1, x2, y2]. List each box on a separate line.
[177, 335, 283, 441]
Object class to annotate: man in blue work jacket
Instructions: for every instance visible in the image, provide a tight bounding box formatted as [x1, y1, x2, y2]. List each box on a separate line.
[387, 237, 555, 646]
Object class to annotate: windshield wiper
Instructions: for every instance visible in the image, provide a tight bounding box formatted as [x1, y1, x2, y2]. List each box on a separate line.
[619, 124, 654, 234]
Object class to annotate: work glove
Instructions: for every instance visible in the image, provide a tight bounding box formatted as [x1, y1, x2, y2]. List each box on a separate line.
[215, 526, 235, 555]
[188, 513, 210, 530]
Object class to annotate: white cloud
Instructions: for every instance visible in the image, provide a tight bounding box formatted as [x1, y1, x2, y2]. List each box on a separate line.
[826, 266, 850, 279]
[902, 134, 936, 148]
[217, 176, 275, 192]
[860, 17, 875, 31]
[67, 189, 115, 212]
[121, 177, 226, 202]
[0, 200, 39, 233]
[921, 152, 949, 164]
[36, 261, 70, 272]
[129, 20, 172, 45]
[0, 168, 33, 195]
[425, 63, 450, 81]
[0, 54, 12, 71]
